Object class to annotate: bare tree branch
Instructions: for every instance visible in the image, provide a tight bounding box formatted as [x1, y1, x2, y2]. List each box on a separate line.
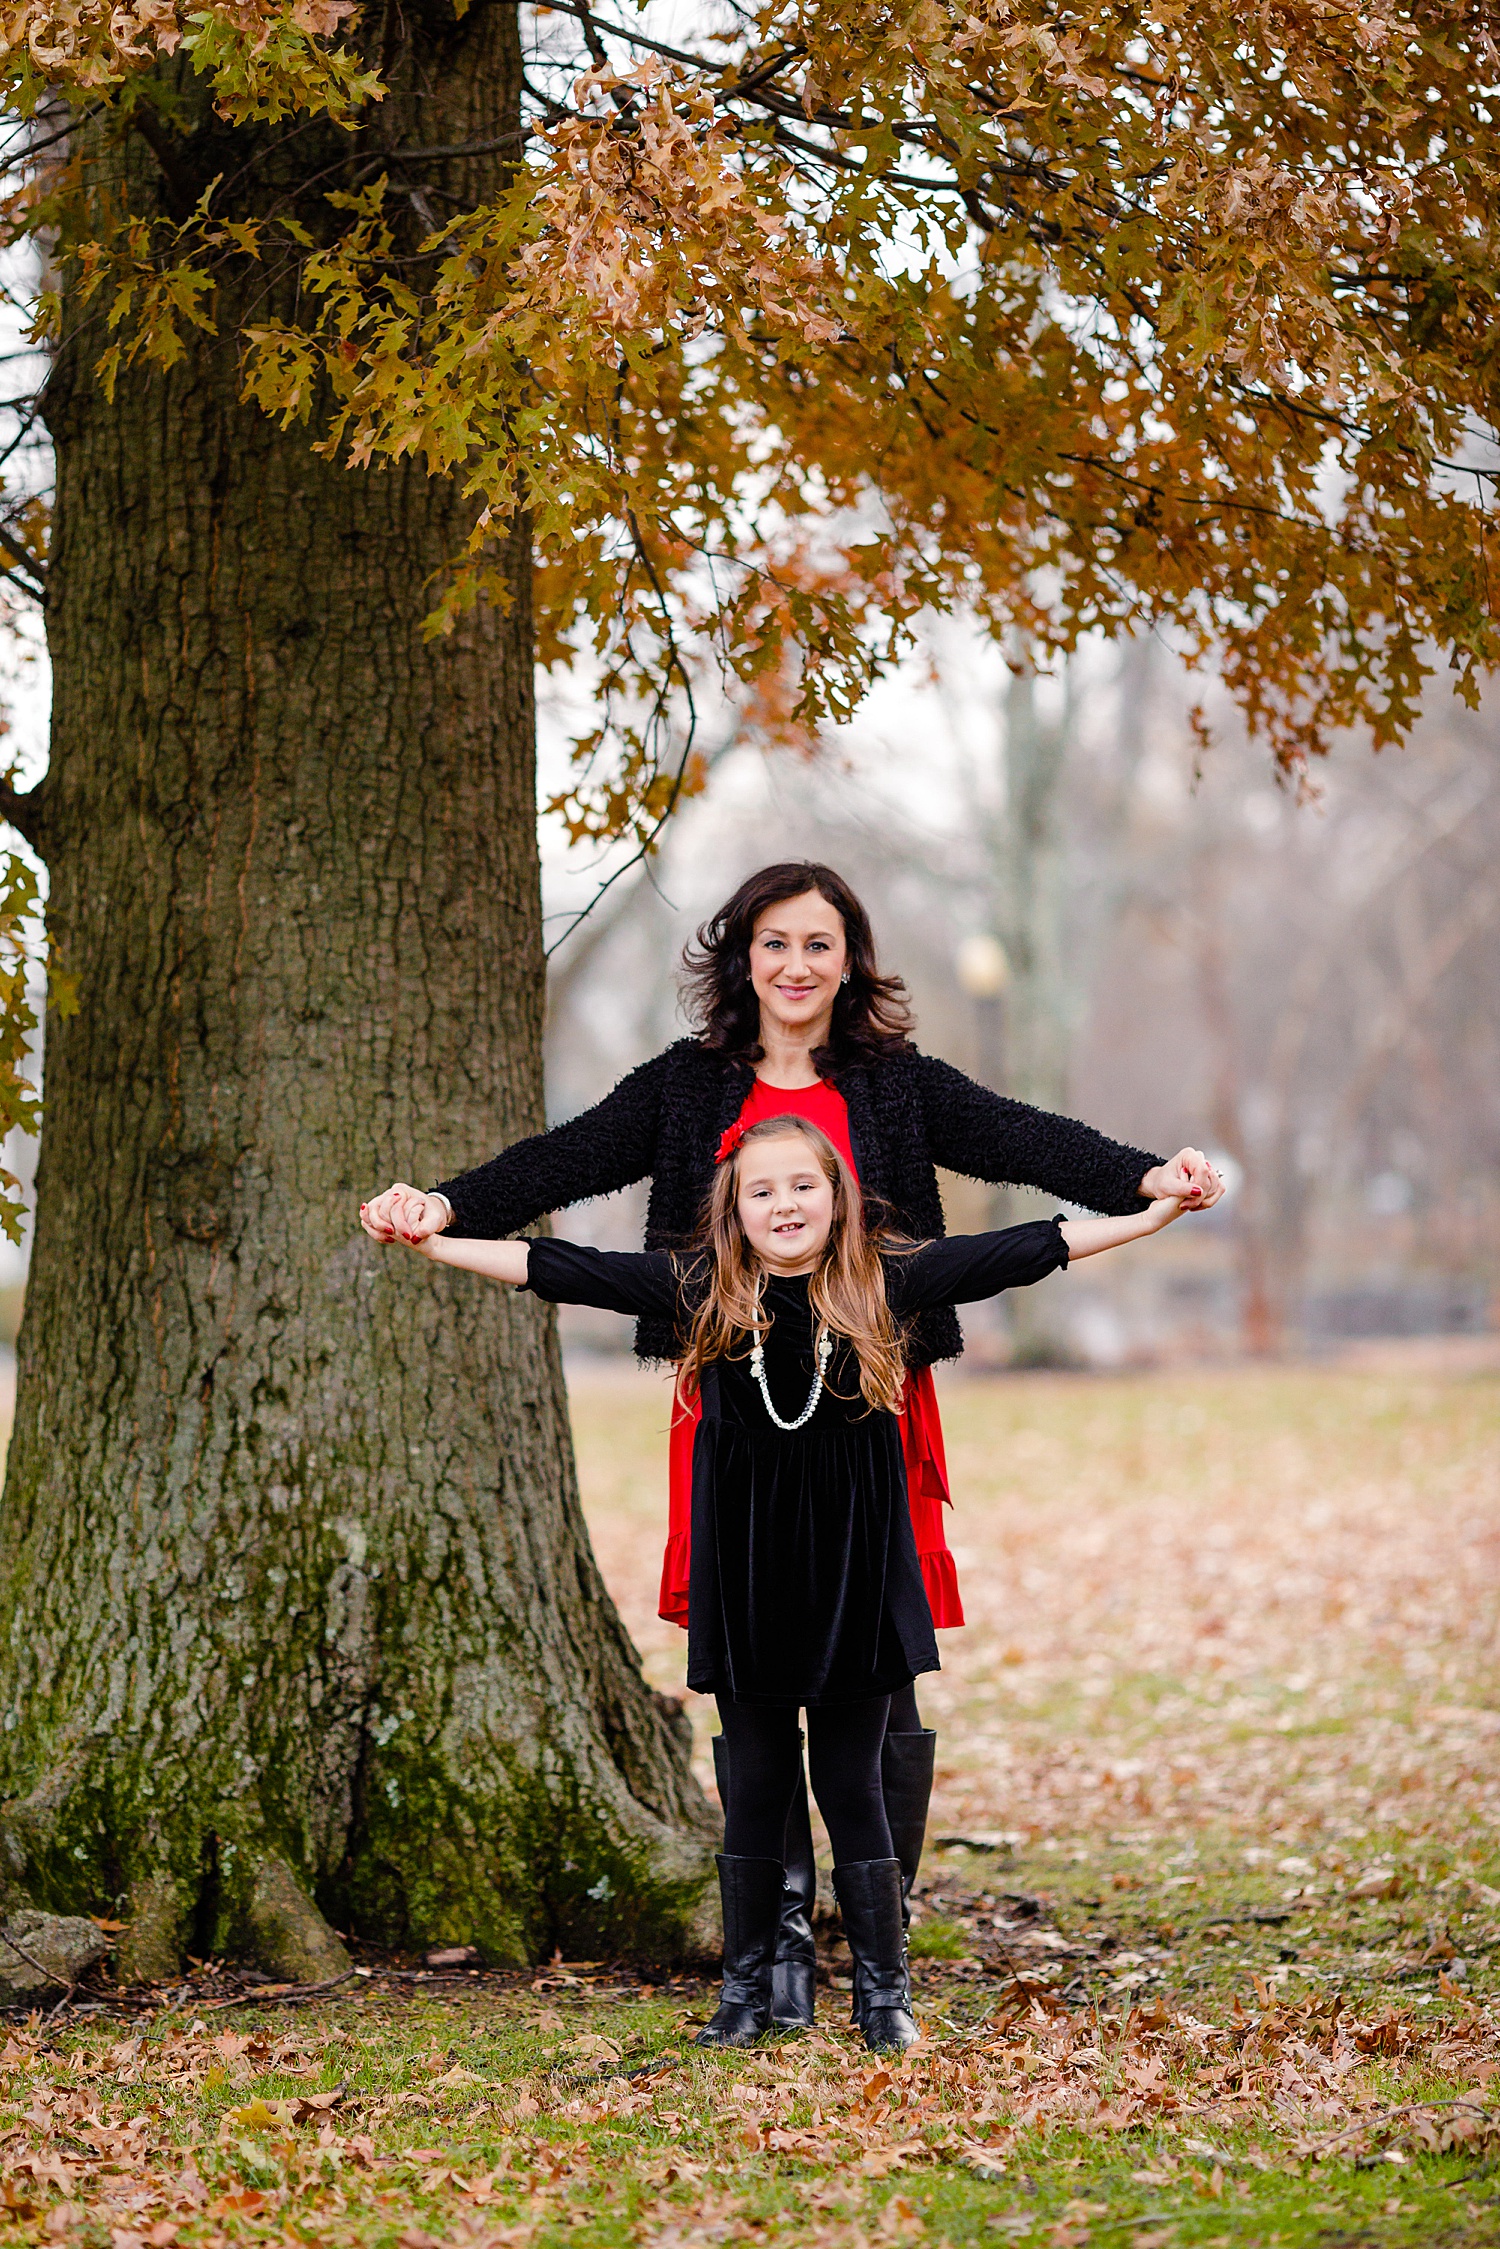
[0, 777, 49, 852]
[0, 526, 45, 604]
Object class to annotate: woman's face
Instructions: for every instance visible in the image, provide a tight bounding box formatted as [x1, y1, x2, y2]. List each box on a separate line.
[747, 890, 849, 1044]
[736, 1134, 836, 1274]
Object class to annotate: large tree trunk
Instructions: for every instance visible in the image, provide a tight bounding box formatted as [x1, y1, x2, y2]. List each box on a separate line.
[0, 2, 714, 1981]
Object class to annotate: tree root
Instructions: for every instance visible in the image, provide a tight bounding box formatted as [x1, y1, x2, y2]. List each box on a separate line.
[0, 1910, 107, 2004]
[0, 1926, 69, 1992]
[119, 1872, 189, 1987]
[245, 1859, 350, 1984]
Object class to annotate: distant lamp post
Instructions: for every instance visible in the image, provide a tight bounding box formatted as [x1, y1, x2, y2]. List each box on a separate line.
[955, 934, 1008, 1089]
[956, 933, 1009, 1000]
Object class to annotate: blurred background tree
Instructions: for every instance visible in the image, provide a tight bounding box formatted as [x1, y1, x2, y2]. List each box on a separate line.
[539, 633, 1499, 1372]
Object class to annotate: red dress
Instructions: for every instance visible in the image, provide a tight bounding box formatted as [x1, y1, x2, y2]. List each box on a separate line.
[657, 1076, 964, 1630]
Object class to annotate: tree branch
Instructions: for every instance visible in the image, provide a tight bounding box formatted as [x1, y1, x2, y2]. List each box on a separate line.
[535, 0, 1042, 190]
[205, 1969, 357, 2010]
[0, 1926, 71, 1994]
[128, 106, 200, 221]
[0, 527, 45, 606]
[367, 127, 529, 164]
[0, 777, 50, 853]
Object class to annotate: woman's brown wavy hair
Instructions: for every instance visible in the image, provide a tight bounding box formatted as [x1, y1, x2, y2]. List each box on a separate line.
[681, 861, 913, 1065]
[678, 1114, 908, 1416]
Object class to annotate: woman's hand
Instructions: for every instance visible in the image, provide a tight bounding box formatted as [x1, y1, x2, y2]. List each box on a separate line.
[1140, 1148, 1224, 1210]
[360, 1183, 452, 1244]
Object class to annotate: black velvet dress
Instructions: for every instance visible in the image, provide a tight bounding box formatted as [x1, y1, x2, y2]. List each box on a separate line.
[524, 1219, 1069, 1707]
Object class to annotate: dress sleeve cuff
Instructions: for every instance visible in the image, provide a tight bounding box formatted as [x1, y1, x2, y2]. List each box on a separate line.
[431, 1180, 474, 1236]
[920, 1548, 965, 1629]
[657, 1530, 692, 1627]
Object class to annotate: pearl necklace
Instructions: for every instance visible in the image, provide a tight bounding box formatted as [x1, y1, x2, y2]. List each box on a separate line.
[750, 1329, 833, 1431]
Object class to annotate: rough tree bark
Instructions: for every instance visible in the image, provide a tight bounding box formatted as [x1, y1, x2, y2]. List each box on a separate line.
[0, 0, 715, 1980]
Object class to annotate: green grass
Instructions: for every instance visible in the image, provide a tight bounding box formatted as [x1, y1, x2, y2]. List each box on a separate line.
[910, 1917, 976, 1962]
[9, 1352, 1499, 2247]
[13, 1815, 1500, 2249]
[14, 1955, 1500, 2249]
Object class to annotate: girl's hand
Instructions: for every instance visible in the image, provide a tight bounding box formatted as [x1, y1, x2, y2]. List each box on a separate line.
[360, 1183, 451, 1244]
[1142, 1192, 1188, 1232]
[1140, 1148, 1224, 1210]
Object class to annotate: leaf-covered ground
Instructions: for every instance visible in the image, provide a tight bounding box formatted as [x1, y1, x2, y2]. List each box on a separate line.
[6, 1348, 1500, 2248]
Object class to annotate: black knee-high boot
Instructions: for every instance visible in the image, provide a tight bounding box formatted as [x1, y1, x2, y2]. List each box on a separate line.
[833, 1859, 920, 2053]
[772, 1768, 818, 2027]
[695, 1855, 785, 2048]
[712, 1736, 817, 2029]
[881, 1729, 936, 1938]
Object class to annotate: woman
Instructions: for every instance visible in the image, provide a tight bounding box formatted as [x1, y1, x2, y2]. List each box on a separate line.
[362, 861, 1221, 2016]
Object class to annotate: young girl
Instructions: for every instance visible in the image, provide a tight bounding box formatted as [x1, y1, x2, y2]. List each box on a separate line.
[367, 1113, 1185, 2052]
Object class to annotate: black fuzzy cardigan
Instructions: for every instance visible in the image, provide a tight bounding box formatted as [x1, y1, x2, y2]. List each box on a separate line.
[437, 1040, 1160, 1367]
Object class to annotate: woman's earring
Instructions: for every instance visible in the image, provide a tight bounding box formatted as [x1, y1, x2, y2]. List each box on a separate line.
[840, 971, 850, 986]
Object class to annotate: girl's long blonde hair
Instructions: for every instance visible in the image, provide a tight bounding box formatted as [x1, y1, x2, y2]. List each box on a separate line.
[678, 1114, 907, 1415]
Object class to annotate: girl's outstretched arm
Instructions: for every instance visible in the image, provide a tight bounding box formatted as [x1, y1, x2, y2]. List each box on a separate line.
[892, 1197, 1193, 1315]
[363, 1212, 684, 1320]
[405, 1229, 532, 1286]
[1060, 1196, 1186, 1260]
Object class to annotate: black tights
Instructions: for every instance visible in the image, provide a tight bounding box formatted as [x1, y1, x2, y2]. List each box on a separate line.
[718, 1693, 895, 1864]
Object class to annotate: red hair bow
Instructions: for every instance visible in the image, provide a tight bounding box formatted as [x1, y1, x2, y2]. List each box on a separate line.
[714, 1118, 748, 1166]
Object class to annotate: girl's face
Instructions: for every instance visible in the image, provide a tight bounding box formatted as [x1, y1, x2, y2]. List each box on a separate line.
[748, 891, 848, 1045]
[736, 1134, 836, 1275]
